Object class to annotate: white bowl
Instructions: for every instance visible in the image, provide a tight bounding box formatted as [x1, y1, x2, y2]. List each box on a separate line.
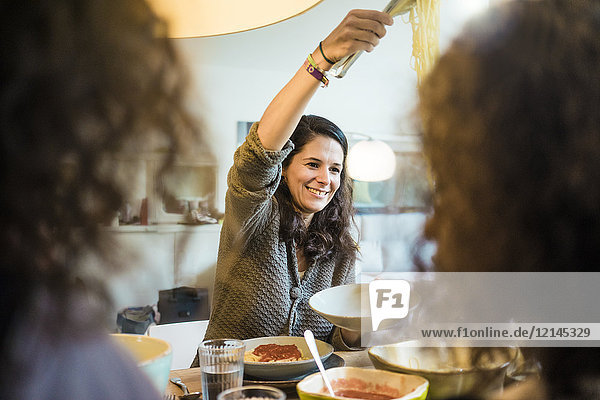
[309, 284, 364, 331]
[243, 336, 333, 380]
[111, 333, 172, 393]
[309, 283, 419, 332]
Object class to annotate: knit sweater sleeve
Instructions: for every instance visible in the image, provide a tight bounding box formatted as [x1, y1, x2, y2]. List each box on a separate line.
[225, 122, 293, 246]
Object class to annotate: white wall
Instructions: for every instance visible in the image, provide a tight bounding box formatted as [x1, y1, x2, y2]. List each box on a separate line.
[172, 0, 483, 211]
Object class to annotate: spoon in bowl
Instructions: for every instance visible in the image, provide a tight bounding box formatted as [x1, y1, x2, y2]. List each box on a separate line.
[304, 330, 335, 397]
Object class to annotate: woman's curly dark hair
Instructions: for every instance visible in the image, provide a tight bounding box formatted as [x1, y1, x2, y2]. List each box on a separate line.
[275, 115, 358, 267]
[0, 0, 200, 336]
[418, 0, 600, 397]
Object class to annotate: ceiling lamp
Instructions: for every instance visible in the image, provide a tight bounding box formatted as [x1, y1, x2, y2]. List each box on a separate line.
[347, 138, 396, 182]
[147, 0, 324, 38]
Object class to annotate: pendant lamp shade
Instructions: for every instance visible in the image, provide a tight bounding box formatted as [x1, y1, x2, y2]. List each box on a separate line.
[147, 0, 324, 38]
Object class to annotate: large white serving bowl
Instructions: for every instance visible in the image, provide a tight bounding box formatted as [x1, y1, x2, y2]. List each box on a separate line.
[309, 284, 364, 331]
[308, 283, 419, 333]
[309, 283, 419, 332]
[111, 333, 173, 393]
[243, 336, 333, 380]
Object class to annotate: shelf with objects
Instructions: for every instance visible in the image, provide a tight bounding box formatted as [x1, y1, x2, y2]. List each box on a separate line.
[108, 151, 221, 229]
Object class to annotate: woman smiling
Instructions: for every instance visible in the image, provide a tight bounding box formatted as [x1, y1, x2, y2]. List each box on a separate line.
[200, 9, 393, 353]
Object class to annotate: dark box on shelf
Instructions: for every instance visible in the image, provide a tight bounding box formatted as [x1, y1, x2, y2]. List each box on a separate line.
[158, 286, 209, 324]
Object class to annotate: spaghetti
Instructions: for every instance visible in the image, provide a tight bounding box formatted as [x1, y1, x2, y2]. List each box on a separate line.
[407, 0, 440, 85]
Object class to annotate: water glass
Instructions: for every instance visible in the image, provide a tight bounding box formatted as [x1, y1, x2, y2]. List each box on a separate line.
[198, 339, 245, 400]
[217, 385, 286, 400]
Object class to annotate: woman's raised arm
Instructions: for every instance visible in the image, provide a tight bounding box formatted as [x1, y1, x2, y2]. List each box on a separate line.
[257, 9, 393, 151]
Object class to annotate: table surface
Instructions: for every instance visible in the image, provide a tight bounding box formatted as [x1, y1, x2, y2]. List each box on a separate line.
[166, 350, 373, 397]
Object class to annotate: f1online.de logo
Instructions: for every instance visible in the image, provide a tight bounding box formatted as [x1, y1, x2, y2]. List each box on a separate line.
[369, 280, 411, 331]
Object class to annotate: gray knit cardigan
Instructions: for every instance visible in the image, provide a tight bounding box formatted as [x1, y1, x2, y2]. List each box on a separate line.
[204, 122, 355, 346]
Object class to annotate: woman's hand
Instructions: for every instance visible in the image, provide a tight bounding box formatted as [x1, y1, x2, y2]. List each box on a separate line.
[319, 9, 394, 65]
[256, 9, 392, 151]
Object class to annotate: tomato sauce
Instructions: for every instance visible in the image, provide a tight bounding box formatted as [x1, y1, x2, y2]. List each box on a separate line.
[323, 377, 409, 400]
[251, 343, 302, 362]
[334, 389, 396, 400]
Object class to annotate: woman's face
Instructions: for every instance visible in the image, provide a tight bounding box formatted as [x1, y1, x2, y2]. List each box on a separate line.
[283, 135, 344, 221]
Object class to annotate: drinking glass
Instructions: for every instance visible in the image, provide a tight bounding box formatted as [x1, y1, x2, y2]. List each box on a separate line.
[217, 385, 286, 400]
[198, 339, 245, 400]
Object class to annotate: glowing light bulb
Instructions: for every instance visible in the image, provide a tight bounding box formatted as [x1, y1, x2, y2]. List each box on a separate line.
[347, 140, 396, 182]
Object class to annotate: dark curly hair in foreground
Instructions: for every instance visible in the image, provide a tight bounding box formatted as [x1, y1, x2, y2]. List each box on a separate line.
[275, 115, 358, 267]
[0, 0, 200, 341]
[419, 0, 600, 397]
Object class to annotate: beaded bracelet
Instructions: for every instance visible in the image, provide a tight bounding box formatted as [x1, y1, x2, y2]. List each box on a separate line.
[305, 54, 329, 87]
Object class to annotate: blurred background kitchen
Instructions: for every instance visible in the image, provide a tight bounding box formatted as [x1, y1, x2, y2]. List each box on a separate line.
[102, 0, 490, 331]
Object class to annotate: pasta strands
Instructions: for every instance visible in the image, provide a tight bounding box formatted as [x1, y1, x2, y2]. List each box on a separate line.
[409, 0, 440, 85]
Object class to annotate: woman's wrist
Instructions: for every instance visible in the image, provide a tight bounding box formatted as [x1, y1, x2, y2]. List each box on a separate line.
[310, 46, 334, 71]
[304, 53, 330, 87]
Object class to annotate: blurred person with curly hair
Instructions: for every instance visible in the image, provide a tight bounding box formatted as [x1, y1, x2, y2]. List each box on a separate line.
[0, 1, 201, 398]
[419, 0, 600, 398]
